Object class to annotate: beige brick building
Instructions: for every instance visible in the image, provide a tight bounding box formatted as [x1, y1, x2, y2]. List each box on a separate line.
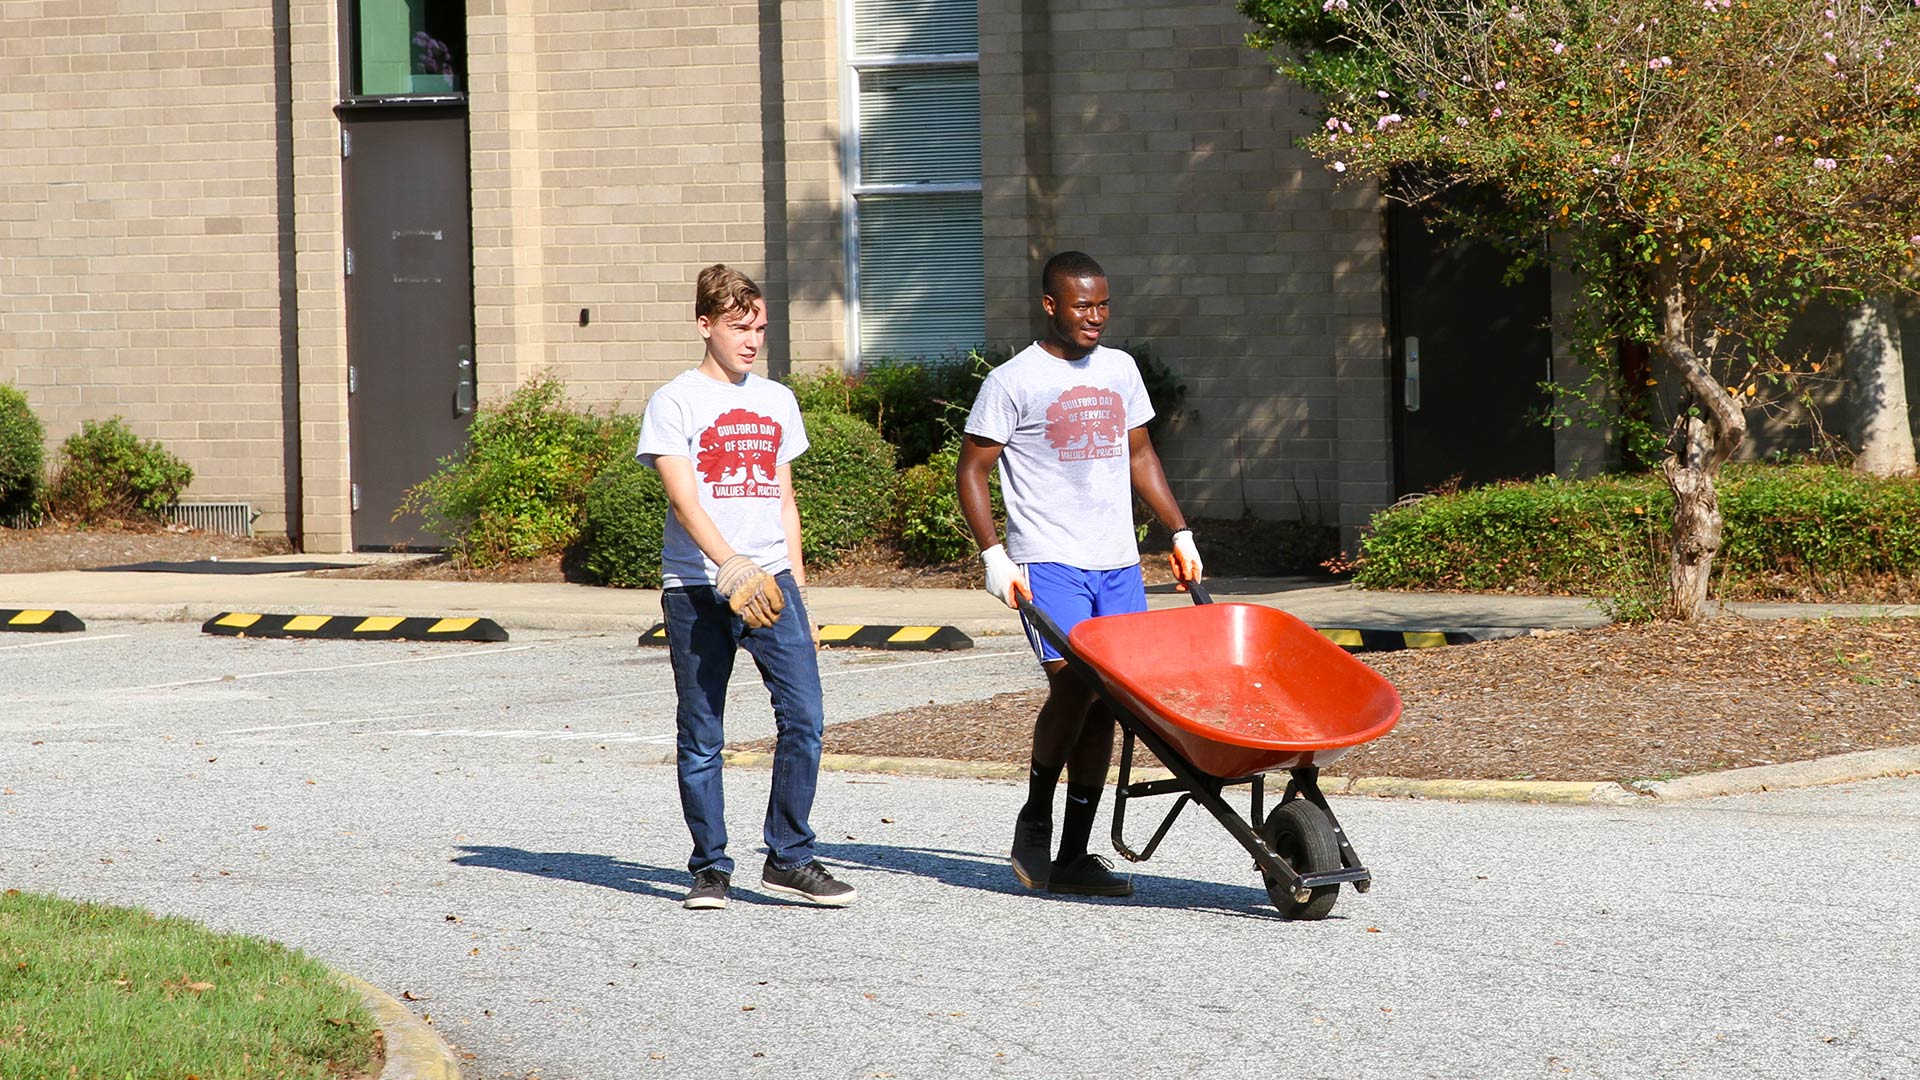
[2, 0, 1519, 553]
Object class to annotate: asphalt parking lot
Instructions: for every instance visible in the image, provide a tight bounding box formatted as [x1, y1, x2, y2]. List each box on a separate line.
[4, 622, 1917, 1080]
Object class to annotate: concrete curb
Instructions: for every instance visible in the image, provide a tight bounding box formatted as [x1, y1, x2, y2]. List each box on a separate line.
[339, 972, 463, 1080]
[718, 747, 1920, 806]
[1633, 746, 1920, 800]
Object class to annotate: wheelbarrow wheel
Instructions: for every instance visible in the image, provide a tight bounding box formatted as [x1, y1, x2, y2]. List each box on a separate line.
[1260, 800, 1340, 921]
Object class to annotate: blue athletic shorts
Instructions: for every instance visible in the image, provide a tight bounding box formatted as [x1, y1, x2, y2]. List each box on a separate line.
[1020, 562, 1148, 663]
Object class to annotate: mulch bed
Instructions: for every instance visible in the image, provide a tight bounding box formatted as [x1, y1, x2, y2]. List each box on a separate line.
[735, 618, 1920, 783]
[0, 522, 288, 573]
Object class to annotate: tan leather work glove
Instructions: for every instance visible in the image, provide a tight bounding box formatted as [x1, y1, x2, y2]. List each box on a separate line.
[715, 554, 785, 629]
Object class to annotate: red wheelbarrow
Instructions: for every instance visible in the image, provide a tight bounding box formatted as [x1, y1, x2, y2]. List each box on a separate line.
[1020, 583, 1401, 919]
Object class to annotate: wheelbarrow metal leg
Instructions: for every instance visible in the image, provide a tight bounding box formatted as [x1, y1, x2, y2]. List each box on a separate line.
[1113, 725, 1199, 863]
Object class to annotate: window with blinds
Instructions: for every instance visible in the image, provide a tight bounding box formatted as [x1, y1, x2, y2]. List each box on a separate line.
[844, 0, 984, 364]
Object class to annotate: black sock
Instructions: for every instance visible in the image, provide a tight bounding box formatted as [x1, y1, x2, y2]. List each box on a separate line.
[1022, 760, 1062, 820]
[1056, 782, 1103, 862]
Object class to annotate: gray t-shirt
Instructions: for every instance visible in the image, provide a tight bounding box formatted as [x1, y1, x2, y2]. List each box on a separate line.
[636, 369, 809, 588]
[963, 342, 1154, 570]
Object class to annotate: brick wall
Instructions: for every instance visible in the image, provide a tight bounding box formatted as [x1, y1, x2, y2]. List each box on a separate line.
[0, 0, 297, 535]
[981, 0, 1393, 538]
[468, 0, 845, 415]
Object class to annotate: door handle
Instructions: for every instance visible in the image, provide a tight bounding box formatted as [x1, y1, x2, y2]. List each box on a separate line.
[454, 346, 474, 416]
[1404, 336, 1421, 413]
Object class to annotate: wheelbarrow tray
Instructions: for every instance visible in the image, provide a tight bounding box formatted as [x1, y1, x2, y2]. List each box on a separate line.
[1067, 601, 1402, 778]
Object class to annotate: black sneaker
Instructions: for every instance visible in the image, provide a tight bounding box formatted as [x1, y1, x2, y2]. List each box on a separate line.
[761, 859, 857, 907]
[1011, 808, 1052, 890]
[1048, 853, 1132, 897]
[683, 868, 730, 910]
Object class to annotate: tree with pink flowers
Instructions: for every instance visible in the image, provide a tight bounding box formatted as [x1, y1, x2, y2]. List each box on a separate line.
[1244, 0, 1920, 618]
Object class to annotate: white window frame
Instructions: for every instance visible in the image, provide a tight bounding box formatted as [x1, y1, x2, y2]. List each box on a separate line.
[838, 1, 982, 370]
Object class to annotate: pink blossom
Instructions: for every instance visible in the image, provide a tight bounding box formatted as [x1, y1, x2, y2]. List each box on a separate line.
[1494, 79, 1507, 90]
[1332, 161, 1348, 173]
[1321, 0, 1349, 10]
[1552, 40, 1566, 54]
[1813, 157, 1838, 170]
[1824, 7, 1835, 16]
[1455, 116, 1470, 127]
[1376, 89, 1390, 99]
[1326, 117, 1341, 131]
[1492, 107, 1504, 118]
[1824, 51, 1838, 64]
[1910, 235, 1920, 245]
[1376, 114, 1403, 130]
[1886, 155, 1897, 164]
[1774, 135, 1787, 146]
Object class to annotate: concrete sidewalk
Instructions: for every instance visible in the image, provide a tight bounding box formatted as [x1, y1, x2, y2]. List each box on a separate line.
[4, 553, 1917, 635]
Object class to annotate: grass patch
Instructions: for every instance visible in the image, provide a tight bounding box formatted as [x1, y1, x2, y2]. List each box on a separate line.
[0, 889, 378, 1080]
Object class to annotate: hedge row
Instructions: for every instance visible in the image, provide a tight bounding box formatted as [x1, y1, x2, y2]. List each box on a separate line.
[1354, 465, 1920, 604]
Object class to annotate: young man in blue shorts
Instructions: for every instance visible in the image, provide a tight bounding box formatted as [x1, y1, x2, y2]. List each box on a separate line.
[637, 264, 856, 911]
[956, 250, 1203, 896]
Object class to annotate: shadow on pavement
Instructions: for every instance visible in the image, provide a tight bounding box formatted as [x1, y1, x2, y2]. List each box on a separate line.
[453, 842, 1310, 920]
[823, 841, 1294, 921]
[452, 843, 869, 907]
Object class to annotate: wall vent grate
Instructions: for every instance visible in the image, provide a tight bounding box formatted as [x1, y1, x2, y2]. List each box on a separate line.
[163, 502, 255, 537]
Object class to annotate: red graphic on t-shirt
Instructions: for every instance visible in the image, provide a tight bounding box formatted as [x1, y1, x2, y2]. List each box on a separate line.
[1044, 385, 1126, 462]
[696, 408, 782, 498]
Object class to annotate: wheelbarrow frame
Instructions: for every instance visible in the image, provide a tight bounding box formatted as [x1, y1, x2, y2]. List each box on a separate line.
[1019, 583, 1376, 914]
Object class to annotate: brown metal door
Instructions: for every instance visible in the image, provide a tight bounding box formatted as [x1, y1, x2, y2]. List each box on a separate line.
[1388, 196, 1555, 496]
[341, 105, 474, 550]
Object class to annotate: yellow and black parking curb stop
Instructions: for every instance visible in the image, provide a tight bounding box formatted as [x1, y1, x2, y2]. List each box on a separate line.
[639, 622, 974, 651]
[2, 609, 86, 633]
[202, 613, 509, 642]
[1316, 627, 1522, 653]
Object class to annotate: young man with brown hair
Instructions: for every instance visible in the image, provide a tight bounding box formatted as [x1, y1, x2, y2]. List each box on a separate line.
[636, 264, 855, 911]
[957, 250, 1203, 897]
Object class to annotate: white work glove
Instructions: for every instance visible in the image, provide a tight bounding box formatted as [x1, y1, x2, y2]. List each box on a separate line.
[1169, 528, 1203, 587]
[715, 554, 785, 629]
[979, 544, 1032, 610]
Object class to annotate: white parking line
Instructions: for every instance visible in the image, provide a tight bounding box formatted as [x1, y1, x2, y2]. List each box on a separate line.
[121, 644, 543, 692]
[0, 633, 130, 653]
[221, 710, 456, 735]
[388, 728, 676, 745]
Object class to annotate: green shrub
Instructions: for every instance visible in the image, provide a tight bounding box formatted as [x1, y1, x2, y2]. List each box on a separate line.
[894, 439, 1004, 564]
[398, 375, 639, 566]
[792, 410, 896, 567]
[46, 417, 193, 524]
[576, 456, 669, 588]
[787, 353, 989, 468]
[1352, 465, 1920, 612]
[1718, 466, 1920, 595]
[0, 385, 45, 521]
[787, 343, 1188, 470]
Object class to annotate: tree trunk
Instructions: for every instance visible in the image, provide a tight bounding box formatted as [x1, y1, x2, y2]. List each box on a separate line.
[1843, 295, 1916, 476]
[1653, 262, 1747, 621]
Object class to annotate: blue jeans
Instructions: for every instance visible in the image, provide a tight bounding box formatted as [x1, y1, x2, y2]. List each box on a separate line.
[661, 571, 822, 877]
